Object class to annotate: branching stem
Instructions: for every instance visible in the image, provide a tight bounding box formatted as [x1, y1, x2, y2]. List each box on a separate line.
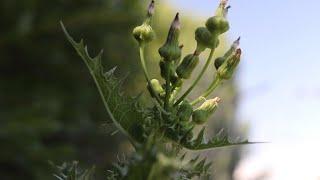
[164, 61, 172, 110]
[174, 49, 215, 106]
[139, 46, 163, 104]
[191, 76, 222, 105]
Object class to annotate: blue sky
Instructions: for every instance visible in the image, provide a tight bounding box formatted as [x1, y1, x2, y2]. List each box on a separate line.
[169, 0, 320, 179]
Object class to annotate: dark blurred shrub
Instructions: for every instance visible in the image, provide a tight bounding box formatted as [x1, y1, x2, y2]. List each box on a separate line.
[0, 0, 146, 179]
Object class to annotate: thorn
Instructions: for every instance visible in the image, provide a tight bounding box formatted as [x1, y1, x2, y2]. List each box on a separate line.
[216, 128, 225, 137]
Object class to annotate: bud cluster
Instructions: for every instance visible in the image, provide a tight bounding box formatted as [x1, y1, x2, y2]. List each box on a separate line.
[62, 0, 252, 177]
[132, 0, 243, 147]
[195, 0, 230, 53]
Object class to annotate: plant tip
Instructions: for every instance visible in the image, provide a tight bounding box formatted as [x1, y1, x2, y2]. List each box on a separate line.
[232, 37, 241, 48]
[221, 0, 228, 7]
[171, 12, 180, 29]
[174, 13, 180, 21]
[147, 0, 155, 17]
[213, 97, 221, 103]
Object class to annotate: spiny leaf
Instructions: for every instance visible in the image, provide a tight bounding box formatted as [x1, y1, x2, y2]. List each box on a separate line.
[60, 21, 146, 143]
[51, 161, 95, 180]
[182, 129, 260, 150]
[194, 127, 206, 146]
[189, 155, 200, 164]
[194, 159, 206, 171]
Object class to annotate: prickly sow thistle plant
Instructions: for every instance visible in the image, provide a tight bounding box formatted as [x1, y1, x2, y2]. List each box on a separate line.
[58, 0, 257, 179]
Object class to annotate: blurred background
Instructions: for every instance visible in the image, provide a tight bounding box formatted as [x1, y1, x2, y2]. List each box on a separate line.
[1, 0, 319, 180]
[170, 0, 320, 179]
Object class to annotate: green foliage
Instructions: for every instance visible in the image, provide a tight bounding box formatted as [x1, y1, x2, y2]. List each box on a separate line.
[50, 161, 95, 180]
[61, 23, 146, 143]
[59, 0, 258, 179]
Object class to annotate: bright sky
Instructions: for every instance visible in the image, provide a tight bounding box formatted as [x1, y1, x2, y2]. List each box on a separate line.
[169, 0, 320, 179]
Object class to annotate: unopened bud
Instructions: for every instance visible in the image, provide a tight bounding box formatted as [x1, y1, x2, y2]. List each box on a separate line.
[192, 97, 221, 124]
[159, 13, 182, 61]
[176, 54, 200, 79]
[205, 0, 230, 34]
[217, 48, 242, 79]
[195, 27, 219, 52]
[147, 79, 165, 97]
[224, 37, 240, 58]
[159, 60, 174, 79]
[177, 101, 193, 122]
[214, 37, 240, 70]
[133, 23, 155, 45]
[132, 1, 156, 45]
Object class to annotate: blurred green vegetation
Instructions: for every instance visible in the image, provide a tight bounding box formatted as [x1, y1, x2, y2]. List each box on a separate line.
[0, 0, 245, 179]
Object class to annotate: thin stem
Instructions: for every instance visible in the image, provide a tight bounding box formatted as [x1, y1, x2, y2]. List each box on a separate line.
[191, 76, 221, 105]
[139, 46, 163, 104]
[174, 49, 215, 106]
[164, 61, 172, 110]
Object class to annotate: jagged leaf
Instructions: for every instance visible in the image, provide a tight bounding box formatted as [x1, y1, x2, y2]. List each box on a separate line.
[182, 129, 259, 150]
[50, 161, 95, 180]
[60, 22, 145, 143]
[177, 156, 211, 179]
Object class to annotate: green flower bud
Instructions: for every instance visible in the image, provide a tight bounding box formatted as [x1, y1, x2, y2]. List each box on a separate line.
[217, 48, 242, 80]
[147, 79, 165, 97]
[176, 54, 199, 79]
[159, 60, 182, 87]
[159, 60, 173, 79]
[192, 97, 221, 124]
[195, 27, 219, 52]
[158, 13, 182, 61]
[205, 16, 229, 35]
[133, 22, 155, 45]
[205, 1, 230, 34]
[177, 101, 193, 122]
[132, 1, 156, 45]
[214, 37, 240, 70]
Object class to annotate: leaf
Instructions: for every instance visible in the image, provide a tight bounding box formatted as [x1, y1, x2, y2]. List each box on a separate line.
[50, 161, 95, 180]
[60, 21, 146, 143]
[182, 129, 260, 150]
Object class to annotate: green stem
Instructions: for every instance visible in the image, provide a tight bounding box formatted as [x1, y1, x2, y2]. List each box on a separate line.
[139, 46, 162, 104]
[164, 61, 172, 110]
[191, 76, 221, 105]
[174, 49, 215, 106]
